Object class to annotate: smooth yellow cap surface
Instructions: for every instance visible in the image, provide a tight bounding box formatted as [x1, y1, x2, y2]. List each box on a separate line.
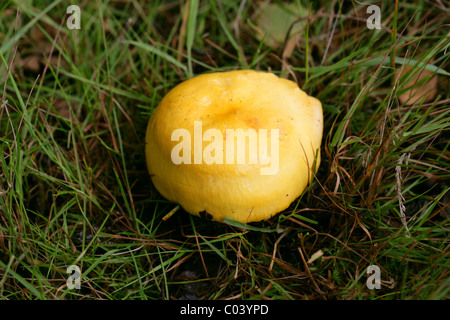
[145, 70, 323, 223]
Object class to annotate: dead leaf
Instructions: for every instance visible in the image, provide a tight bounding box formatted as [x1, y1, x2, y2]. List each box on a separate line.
[307, 249, 324, 264]
[282, 33, 300, 60]
[254, 2, 308, 48]
[53, 99, 72, 120]
[397, 65, 438, 105]
[21, 55, 41, 72]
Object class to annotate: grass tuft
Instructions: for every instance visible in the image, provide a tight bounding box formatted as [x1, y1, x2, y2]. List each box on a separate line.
[0, 0, 449, 300]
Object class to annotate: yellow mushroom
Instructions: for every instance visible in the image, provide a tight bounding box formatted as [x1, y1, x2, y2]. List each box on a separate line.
[145, 70, 323, 223]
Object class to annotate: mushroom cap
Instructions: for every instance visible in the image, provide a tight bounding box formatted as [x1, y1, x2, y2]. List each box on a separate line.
[145, 70, 323, 223]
